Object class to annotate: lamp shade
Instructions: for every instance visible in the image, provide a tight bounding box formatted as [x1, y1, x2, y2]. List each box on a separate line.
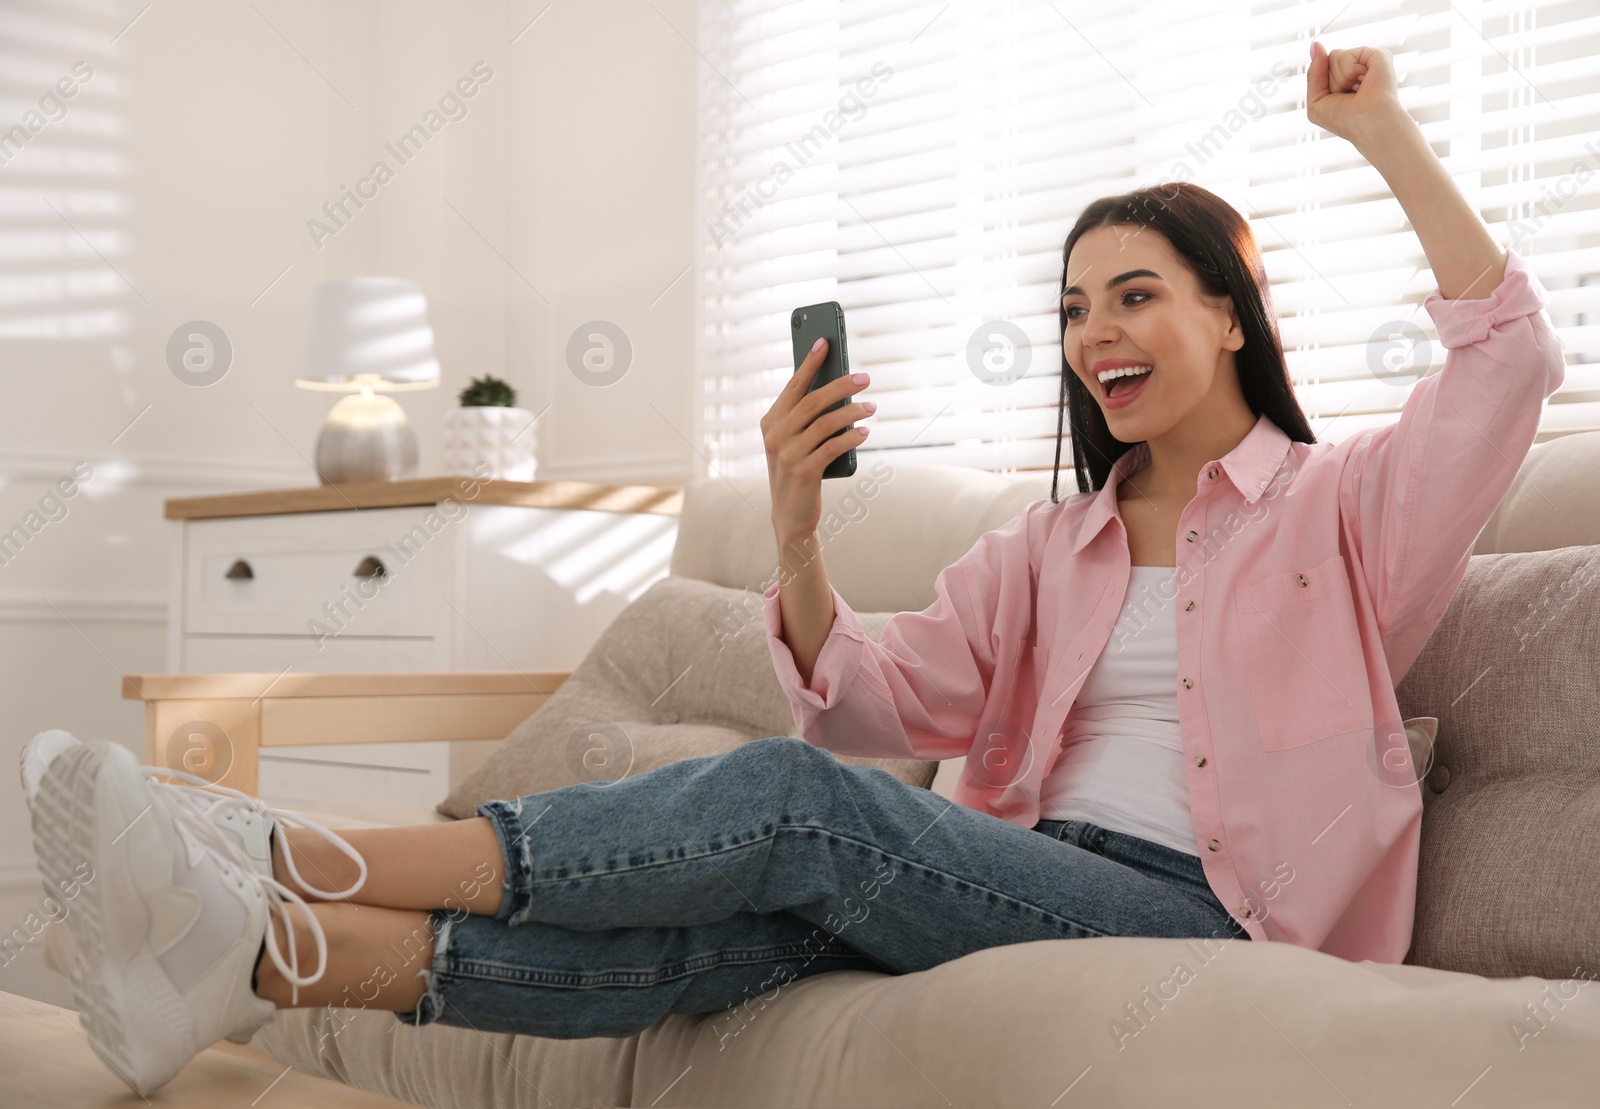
[297, 277, 441, 388]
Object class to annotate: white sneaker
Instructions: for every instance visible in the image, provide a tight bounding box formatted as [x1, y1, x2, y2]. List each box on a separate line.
[20, 728, 367, 887]
[28, 738, 360, 1096]
[150, 767, 369, 899]
[22, 730, 370, 988]
[19, 728, 81, 803]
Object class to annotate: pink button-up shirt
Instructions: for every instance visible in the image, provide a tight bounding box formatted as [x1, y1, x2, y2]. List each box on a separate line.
[763, 247, 1565, 963]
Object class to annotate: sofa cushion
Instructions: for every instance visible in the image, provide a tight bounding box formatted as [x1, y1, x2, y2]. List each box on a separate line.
[1395, 544, 1600, 977]
[669, 461, 1055, 613]
[1472, 430, 1600, 554]
[438, 575, 937, 819]
[251, 933, 1600, 1108]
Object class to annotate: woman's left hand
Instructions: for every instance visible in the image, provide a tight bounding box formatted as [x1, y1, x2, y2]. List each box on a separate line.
[1307, 42, 1407, 149]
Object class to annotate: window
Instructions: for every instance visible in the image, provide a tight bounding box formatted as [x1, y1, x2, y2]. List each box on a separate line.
[694, 0, 1600, 480]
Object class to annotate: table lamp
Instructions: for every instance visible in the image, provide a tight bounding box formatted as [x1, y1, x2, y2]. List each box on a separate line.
[296, 277, 441, 484]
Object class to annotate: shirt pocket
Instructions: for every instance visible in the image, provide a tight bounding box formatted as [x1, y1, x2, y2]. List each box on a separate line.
[1233, 553, 1373, 751]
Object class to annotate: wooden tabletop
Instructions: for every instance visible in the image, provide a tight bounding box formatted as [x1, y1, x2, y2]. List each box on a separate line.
[165, 475, 685, 519]
[122, 669, 569, 702]
[0, 990, 412, 1107]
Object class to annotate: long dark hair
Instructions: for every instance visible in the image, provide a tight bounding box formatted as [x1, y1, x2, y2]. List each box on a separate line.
[1049, 181, 1316, 503]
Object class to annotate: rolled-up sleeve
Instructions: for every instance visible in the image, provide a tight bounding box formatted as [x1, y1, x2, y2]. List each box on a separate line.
[762, 500, 1042, 761]
[762, 579, 869, 713]
[1341, 247, 1566, 684]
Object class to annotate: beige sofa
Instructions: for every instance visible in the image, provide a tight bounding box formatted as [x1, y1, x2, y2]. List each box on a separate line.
[235, 435, 1600, 1108]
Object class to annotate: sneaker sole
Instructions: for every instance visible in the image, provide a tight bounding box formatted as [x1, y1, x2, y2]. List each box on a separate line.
[19, 729, 82, 810]
[32, 742, 197, 1096]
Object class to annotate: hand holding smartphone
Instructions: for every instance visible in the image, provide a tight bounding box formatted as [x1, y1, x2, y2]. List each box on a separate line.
[764, 303, 871, 690]
[790, 301, 857, 479]
[762, 299, 871, 544]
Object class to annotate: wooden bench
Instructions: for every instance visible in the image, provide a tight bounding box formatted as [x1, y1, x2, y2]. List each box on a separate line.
[124, 670, 569, 796]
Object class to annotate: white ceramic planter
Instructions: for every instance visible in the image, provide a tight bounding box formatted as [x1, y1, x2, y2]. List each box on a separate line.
[443, 406, 538, 481]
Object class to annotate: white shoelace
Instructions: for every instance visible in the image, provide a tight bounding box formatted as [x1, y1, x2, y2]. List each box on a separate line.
[143, 766, 371, 1006]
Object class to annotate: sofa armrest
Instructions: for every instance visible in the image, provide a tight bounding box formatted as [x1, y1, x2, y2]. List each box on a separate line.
[122, 671, 569, 796]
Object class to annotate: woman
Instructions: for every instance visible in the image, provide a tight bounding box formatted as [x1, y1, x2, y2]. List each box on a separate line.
[23, 42, 1564, 1096]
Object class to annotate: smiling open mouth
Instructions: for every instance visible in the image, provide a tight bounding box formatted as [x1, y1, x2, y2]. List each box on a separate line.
[1100, 365, 1153, 399]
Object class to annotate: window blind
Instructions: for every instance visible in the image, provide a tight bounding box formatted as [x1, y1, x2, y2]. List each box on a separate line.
[694, 0, 1600, 480]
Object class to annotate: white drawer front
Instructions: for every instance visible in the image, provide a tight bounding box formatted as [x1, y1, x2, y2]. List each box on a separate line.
[259, 743, 449, 808]
[184, 507, 447, 638]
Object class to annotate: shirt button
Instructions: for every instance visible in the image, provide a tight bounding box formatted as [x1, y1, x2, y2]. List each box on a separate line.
[1183, 600, 1194, 611]
[1185, 530, 1197, 542]
[1297, 574, 1308, 587]
[1194, 755, 1207, 768]
[1207, 468, 1218, 479]
[1239, 904, 1254, 919]
[1182, 677, 1192, 689]
[1207, 838, 1220, 851]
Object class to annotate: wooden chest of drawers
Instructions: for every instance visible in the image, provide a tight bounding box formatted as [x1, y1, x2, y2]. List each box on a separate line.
[164, 477, 681, 806]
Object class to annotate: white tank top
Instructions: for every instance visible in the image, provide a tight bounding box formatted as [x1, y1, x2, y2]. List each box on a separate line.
[1037, 564, 1200, 857]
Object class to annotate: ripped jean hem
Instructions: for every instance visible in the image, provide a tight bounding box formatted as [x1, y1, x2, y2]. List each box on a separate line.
[394, 909, 454, 1027]
[477, 797, 540, 925]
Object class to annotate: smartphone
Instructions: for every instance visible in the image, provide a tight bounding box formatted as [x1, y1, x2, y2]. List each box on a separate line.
[790, 301, 856, 479]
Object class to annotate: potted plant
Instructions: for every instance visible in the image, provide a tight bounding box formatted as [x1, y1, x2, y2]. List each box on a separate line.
[443, 374, 538, 481]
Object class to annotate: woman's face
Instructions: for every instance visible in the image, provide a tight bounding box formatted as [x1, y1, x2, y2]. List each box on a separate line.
[1062, 224, 1245, 447]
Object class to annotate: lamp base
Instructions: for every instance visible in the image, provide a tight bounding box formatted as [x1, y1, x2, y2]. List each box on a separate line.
[314, 392, 419, 484]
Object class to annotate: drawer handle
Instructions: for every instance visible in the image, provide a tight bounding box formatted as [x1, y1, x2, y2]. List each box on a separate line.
[354, 555, 388, 581]
[224, 559, 254, 581]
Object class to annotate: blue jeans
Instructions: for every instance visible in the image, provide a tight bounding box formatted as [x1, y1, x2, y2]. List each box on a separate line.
[397, 735, 1248, 1039]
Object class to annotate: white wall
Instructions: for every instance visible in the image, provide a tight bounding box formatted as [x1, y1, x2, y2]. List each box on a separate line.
[505, 0, 700, 483]
[0, 0, 698, 1004]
